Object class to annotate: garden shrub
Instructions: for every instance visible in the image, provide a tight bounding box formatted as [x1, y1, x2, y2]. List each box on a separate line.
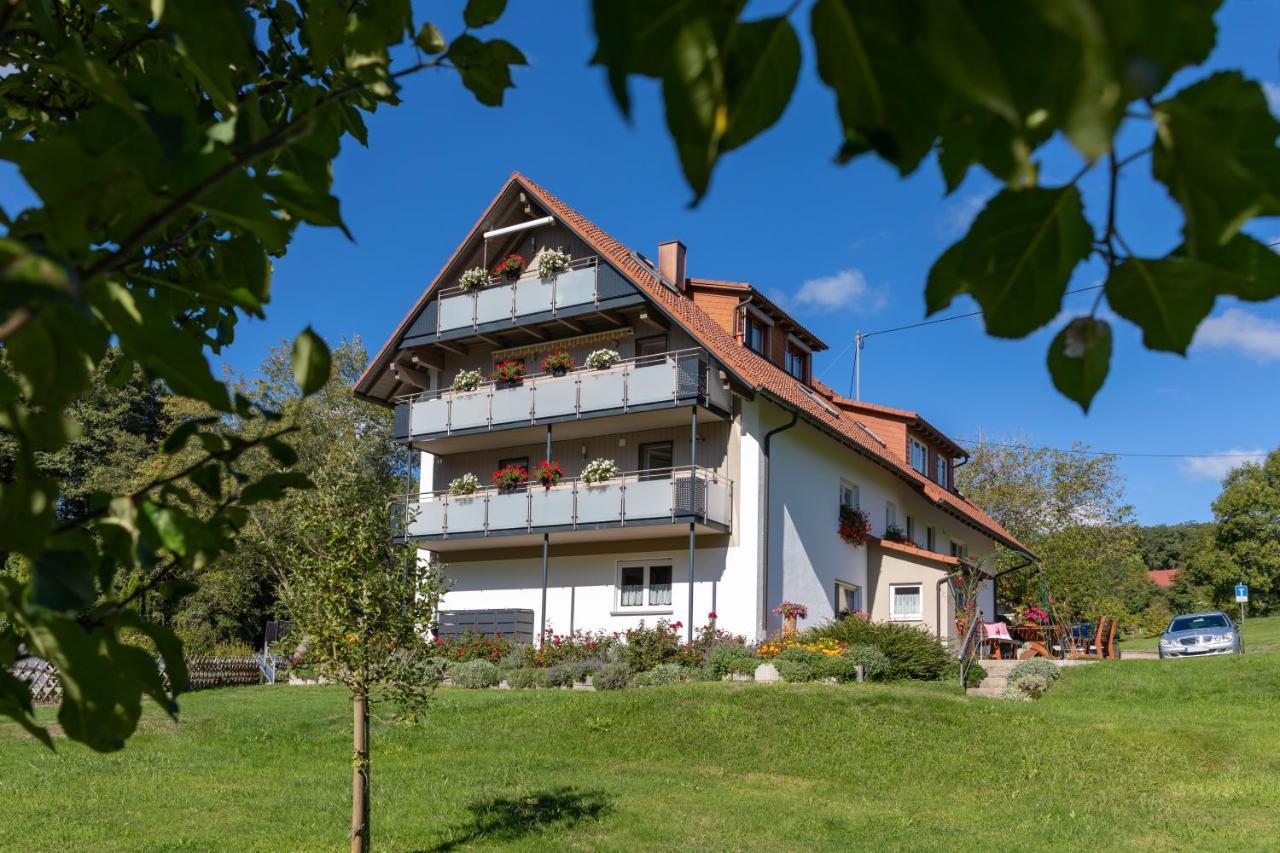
[773, 659, 814, 683]
[807, 618, 951, 680]
[592, 662, 632, 690]
[810, 653, 858, 682]
[545, 665, 572, 687]
[508, 667, 553, 689]
[1002, 673, 1052, 701]
[707, 643, 758, 678]
[1009, 658, 1061, 685]
[843, 644, 890, 681]
[431, 631, 513, 664]
[450, 659, 500, 689]
[633, 663, 686, 687]
[519, 630, 619, 667]
[621, 620, 682, 672]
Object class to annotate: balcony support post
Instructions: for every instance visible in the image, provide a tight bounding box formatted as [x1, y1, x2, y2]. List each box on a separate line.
[540, 532, 549, 645]
[688, 404, 697, 644]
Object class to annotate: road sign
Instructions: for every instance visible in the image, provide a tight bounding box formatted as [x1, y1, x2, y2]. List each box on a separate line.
[1236, 583, 1249, 603]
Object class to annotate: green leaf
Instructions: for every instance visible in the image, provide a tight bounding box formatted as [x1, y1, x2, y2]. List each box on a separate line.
[162, 417, 219, 454]
[810, 0, 945, 174]
[197, 171, 290, 254]
[926, 186, 1094, 338]
[1047, 317, 1112, 413]
[463, 0, 507, 28]
[1153, 72, 1280, 257]
[239, 471, 314, 506]
[118, 611, 189, 700]
[261, 172, 352, 239]
[415, 22, 447, 54]
[721, 17, 801, 153]
[1105, 256, 1217, 354]
[305, 0, 347, 72]
[28, 542, 98, 612]
[1198, 234, 1280, 302]
[292, 327, 331, 395]
[264, 437, 300, 468]
[162, 0, 255, 111]
[191, 464, 223, 501]
[139, 501, 190, 557]
[446, 35, 527, 107]
[0, 669, 53, 750]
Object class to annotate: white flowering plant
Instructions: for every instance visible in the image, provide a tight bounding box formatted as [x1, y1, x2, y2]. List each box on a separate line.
[452, 369, 484, 392]
[536, 248, 572, 279]
[585, 348, 621, 370]
[581, 458, 620, 485]
[458, 267, 489, 292]
[448, 473, 481, 496]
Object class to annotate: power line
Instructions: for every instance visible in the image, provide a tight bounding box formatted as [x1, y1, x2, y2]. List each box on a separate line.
[862, 284, 1104, 340]
[955, 438, 1266, 460]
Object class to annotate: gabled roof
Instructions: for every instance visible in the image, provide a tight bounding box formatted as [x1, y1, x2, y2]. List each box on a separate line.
[810, 379, 968, 459]
[687, 277, 828, 352]
[357, 172, 1029, 553]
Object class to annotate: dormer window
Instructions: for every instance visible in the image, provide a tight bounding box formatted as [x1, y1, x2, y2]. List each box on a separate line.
[744, 313, 768, 356]
[909, 438, 928, 475]
[784, 343, 808, 381]
[934, 455, 949, 487]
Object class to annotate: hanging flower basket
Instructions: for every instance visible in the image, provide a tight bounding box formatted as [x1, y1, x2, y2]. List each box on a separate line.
[458, 267, 489, 292]
[532, 459, 565, 489]
[491, 464, 528, 493]
[491, 359, 527, 388]
[493, 253, 526, 282]
[837, 505, 871, 546]
[540, 351, 574, 377]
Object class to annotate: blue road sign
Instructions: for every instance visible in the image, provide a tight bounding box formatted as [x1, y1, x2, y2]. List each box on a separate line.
[1235, 584, 1249, 603]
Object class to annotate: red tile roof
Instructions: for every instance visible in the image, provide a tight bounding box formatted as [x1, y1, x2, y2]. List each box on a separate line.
[359, 172, 1030, 554]
[1148, 568, 1182, 588]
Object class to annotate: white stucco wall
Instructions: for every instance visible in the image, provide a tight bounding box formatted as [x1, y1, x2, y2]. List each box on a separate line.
[753, 400, 997, 637]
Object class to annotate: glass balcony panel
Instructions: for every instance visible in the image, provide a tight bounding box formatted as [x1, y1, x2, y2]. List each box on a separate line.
[623, 477, 673, 520]
[575, 482, 623, 524]
[487, 491, 528, 530]
[530, 486, 575, 527]
[445, 496, 486, 533]
[412, 396, 449, 436]
[475, 285, 514, 326]
[532, 376, 577, 419]
[553, 265, 595, 309]
[449, 392, 489, 431]
[579, 369, 626, 411]
[514, 278, 553, 315]
[489, 384, 532, 426]
[626, 360, 675, 406]
[407, 498, 446, 537]
[706, 479, 731, 526]
[438, 292, 473, 331]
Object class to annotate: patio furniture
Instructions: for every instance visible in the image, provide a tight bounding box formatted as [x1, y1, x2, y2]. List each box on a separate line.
[982, 622, 1021, 660]
[1067, 617, 1112, 660]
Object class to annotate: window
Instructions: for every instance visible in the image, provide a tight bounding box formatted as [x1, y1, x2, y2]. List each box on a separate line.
[950, 540, 969, 559]
[638, 441, 673, 481]
[784, 344, 808, 381]
[635, 334, 669, 366]
[839, 481, 860, 511]
[934, 455, 949, 487]
[885, 501, 897, 531]
[617, 562, 673, 610]
[905, 516, 915, 541]
[925, 526, 936, 552]
[835, 581, 862, 615]
[744, 314, 768, 355]
[909, 438, 928, 475]
[890, 583, 923, 621]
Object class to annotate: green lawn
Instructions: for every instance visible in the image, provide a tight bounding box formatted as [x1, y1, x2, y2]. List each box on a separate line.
[1120, 612, 1278, 653]
[4, 651, 1280, 851]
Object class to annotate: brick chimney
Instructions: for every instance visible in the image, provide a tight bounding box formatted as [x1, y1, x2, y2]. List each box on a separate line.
[657, 240, 687, 291]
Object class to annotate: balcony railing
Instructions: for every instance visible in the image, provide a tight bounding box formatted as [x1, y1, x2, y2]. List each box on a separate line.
[396, 348, 729, 439]
[435, 256, 602, 334]
[393, 467, 732, 540]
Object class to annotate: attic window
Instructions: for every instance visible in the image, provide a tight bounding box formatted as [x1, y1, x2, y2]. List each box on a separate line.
[801, 387, 839, 418]
[853, 420, 887, 447]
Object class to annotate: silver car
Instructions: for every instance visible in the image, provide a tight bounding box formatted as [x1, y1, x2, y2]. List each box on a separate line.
[1158, 611, 1243, 659]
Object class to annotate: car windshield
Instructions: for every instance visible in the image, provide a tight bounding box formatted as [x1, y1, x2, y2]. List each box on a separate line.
[1169, 614, 1230, 632]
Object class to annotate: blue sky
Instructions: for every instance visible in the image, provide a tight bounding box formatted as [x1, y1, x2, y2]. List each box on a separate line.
[9, 2, 1280, 524]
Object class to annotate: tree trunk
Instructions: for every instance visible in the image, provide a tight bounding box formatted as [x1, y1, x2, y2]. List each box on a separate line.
[351, 690, 370, 853]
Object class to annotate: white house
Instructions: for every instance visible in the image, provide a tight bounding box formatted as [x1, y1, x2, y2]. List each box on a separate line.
[355, 173, 1028, 646]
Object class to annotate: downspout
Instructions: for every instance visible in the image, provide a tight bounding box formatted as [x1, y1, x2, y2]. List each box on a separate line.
[758, 410, 799, 639]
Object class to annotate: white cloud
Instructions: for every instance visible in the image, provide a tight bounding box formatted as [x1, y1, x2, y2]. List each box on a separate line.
[1265, 81, 1280, 119]
[1179, 449, 1266, 481]
[943, 191, 992, 235]
[789, 268, 886, 313]
[1194, 308, 1280, 362]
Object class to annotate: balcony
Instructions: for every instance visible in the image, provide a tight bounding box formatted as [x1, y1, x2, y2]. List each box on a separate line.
[395, 348, 731, 443]
[392, 467, 732, 549]
[401, 256, 647, 347]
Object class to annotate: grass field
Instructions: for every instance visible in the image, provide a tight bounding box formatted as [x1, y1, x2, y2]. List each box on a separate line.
[4, 647, 1280, 851]
[1120, 612, 1279, 653]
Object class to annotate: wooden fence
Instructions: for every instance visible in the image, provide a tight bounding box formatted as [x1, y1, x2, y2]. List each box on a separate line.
[11, 656, 262, 705]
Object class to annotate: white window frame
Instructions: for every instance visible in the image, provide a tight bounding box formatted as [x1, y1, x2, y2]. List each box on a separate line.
[885, 501, 897, 532]
[839, 480, 860, 511]
[835, 580, 862, 614]
[741, 305, 773, 356]
[889, 583, 924, 622]
[612, 560, 675, 615]
[934, 454, 949, 487]
[909, 438, 928, 475]
[950, 539, 969, 559]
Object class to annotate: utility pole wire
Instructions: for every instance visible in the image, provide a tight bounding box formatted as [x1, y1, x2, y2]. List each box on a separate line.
[955, 438, 1266, 460]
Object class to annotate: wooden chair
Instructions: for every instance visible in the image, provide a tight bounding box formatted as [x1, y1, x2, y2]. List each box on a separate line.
[1101, 617, 1119, 659]
[1067, 617, 1110, 660]
[982, 622, 1021, 660]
